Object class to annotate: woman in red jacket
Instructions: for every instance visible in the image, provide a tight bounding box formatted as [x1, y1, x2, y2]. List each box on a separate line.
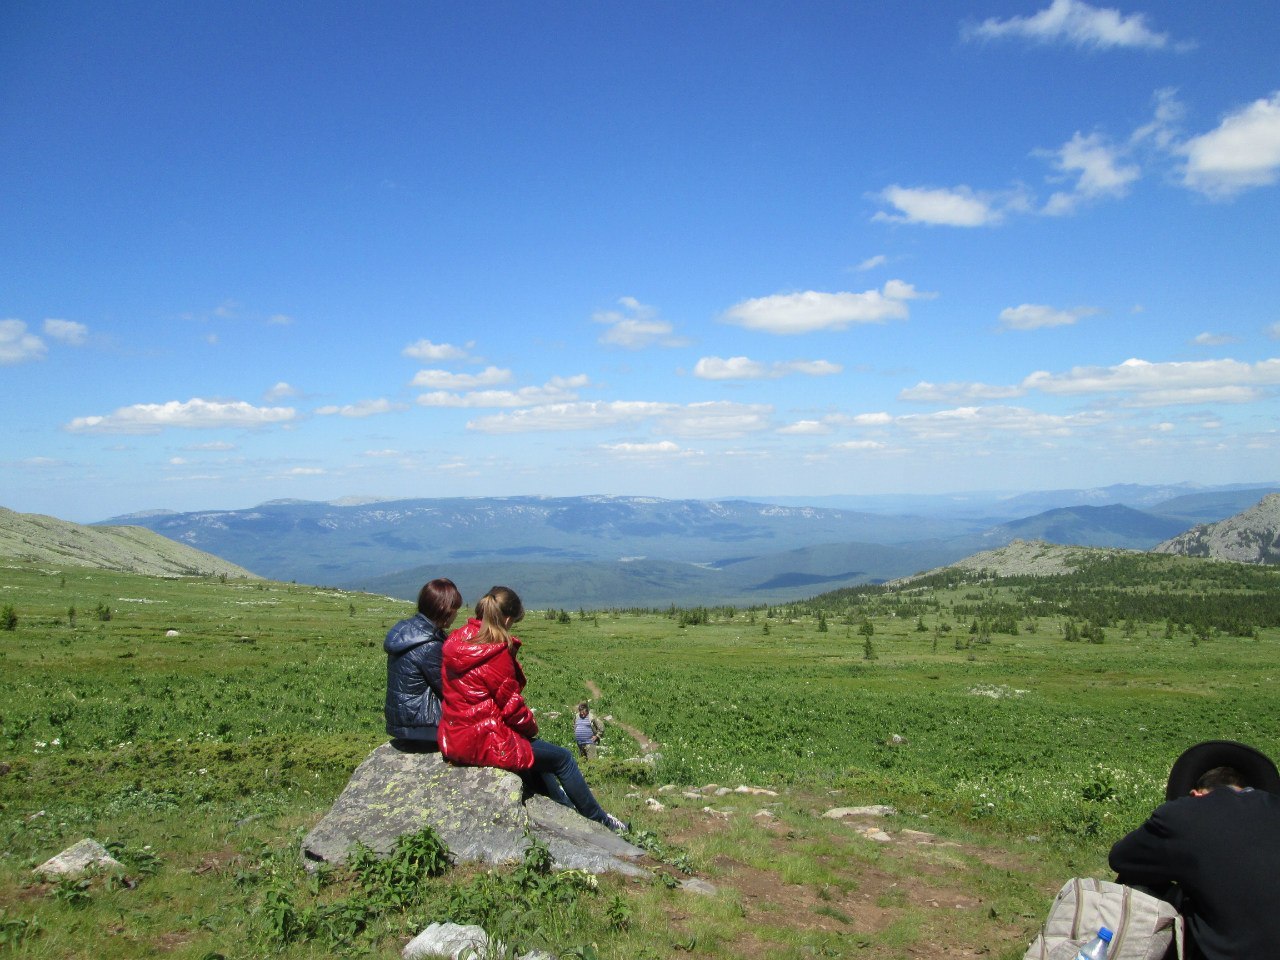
[439, 586, 627, 833]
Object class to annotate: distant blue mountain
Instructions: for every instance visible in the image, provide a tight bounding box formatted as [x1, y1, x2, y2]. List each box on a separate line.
[98, 485, 1278, 606]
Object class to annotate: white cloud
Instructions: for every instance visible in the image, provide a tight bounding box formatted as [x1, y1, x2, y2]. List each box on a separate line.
[850, 412, 893, 426]
[873, 185, 1004, 227]
[601, 440, 686, 456]
[1042, 132, 1140, 214]
[65, 398, 297, 434]
[1269, 322, 1280, 340]
[315, 398, 405, 418]
[417, 375, 588, 409]
[722, 281, 929, 334]
[693, 356, 842, 380]
[185, 441, 236, 451]
[778, 420, 831, 436]
[832, 439, 888, 451]
[856, 254, 887, 271]
[1131, 88, 1185, 151]
[465, 399, 772, 439]
[363, 448, 401, 458]
[267, 314, 294, 326]
[1022, 357, 1280, 404]
[1181, 92, 1280, 197]
[899, 381, 1025, 403]
[42, 318, 88, 345]
[963, 0, 1172, 50]
[896, 405, 1108, 440]
[468, 400, 672, 433]
[660, 401, 774, 439]
[264, 381, 299, 400]
[694, 356, 767, 380]
[411, 366, 512, 389]
[594, 297, 687, 349]
[1192, 332, 1239, 346]
[0, 319, 46, 364]
[999, 303, 1099, 330]
[402, 338, 471, 361]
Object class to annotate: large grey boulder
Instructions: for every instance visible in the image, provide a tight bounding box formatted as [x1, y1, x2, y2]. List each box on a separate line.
[302, 742, 647, 877]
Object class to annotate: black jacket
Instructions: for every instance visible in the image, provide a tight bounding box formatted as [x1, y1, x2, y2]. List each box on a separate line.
[384, 613, 446, 743]
[1109, 787, 1280, 960]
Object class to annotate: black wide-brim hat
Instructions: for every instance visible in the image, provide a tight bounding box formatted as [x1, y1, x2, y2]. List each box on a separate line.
[1165, 740, 1280, 800]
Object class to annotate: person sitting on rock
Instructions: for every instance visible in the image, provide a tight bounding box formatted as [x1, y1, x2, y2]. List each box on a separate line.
[439, 585, 627, 833]
[384, 578, 462, 752]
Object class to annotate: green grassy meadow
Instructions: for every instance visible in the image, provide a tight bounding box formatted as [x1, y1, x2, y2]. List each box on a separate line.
[1, 556, 1278, 958]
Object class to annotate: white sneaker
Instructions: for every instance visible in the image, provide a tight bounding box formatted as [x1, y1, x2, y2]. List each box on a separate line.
[603, 813, 628, 833]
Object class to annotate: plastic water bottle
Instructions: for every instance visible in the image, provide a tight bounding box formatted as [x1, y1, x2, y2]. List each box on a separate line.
[1076, 927, 1112, 960]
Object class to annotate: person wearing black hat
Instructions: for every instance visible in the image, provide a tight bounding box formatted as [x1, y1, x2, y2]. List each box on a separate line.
[1109, 740, 1280, 960]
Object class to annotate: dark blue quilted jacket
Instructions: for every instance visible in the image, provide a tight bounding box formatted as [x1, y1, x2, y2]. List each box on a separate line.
[384, 613, 446, 742]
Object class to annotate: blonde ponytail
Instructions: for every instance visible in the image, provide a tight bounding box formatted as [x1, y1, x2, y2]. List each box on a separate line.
[474, 586, 525, 648]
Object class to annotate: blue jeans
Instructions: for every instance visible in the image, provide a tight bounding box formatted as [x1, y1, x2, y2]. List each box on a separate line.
[526, 738, 607, 825]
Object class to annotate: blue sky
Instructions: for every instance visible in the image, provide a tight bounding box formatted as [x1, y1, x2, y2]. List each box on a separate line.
[3, 1, 1279, 523]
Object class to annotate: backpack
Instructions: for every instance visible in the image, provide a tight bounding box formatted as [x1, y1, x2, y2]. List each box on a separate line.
[1023, 878, 1183, 960]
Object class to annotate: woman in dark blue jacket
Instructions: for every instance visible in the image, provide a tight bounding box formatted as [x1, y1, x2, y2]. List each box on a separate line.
[384, 578, 462, 750]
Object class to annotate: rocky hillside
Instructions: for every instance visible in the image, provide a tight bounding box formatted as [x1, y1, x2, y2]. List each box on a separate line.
[1152, 494, 1280, 564]
[0, 507, 259, 579]
[893, 539, 1132, 584]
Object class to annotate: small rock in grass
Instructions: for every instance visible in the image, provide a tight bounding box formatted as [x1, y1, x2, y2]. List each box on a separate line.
[34, 839, 123, 879]
[403, 922, 498, 960]
[822, 805, 896, 819]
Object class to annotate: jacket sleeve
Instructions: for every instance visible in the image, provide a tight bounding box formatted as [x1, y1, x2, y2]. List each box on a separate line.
[419, 637, 444, 699]
[493, 675, 538, 739]
[1108, 804, 1177, 887]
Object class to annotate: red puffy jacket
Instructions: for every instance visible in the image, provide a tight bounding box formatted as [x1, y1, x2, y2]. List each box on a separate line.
[438, 618, 538, 770]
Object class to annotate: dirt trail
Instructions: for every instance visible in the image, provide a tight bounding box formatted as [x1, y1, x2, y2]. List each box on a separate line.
[583, 679, 661, 754]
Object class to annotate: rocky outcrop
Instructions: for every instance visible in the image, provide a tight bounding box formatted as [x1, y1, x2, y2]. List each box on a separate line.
[301, 743, 646, 877]
[1153, 494, 1280, 564]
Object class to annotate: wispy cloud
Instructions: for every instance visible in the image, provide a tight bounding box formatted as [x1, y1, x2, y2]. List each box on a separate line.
[872, 185, 1007, 227]
[998, 303, 1099, 330]
[0, 319, 47, 364]
[1042, 131, 1141, 214]
[42, 318, 88, 345]
[411, 366, 512, 390]
[722, 281, 934, 334]
[601, 440, 690, 458]
[417, 375, 589, 409]
[1191, 332, 1239, 347]
[402, 338, 473, 362]
[315, 399, 406, 418]
[466, 399, 773, 440]
[855, 254, 888, 271]
[899, 381, 1025, 403]
[962, 0, 1174, 51]
[594, 297, 688, 349]
[1023, 357, 1280, 405]
[65, 398, 297, 434]
[693, 356, 842, 380]
[264, 381, 300, 401]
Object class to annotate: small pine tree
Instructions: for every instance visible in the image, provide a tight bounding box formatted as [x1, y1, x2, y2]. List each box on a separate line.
[1, 604, 16, 631]
[817, 612, 828, 633]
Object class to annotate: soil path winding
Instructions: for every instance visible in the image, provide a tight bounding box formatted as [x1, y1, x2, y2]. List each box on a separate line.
[583, 679, 661, 755]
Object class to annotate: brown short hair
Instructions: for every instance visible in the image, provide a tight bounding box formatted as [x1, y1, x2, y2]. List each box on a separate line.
[417, 578, 462, 628]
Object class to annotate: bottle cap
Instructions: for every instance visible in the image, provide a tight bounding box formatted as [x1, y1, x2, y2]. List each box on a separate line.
[1099, 927, 1113, 941]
